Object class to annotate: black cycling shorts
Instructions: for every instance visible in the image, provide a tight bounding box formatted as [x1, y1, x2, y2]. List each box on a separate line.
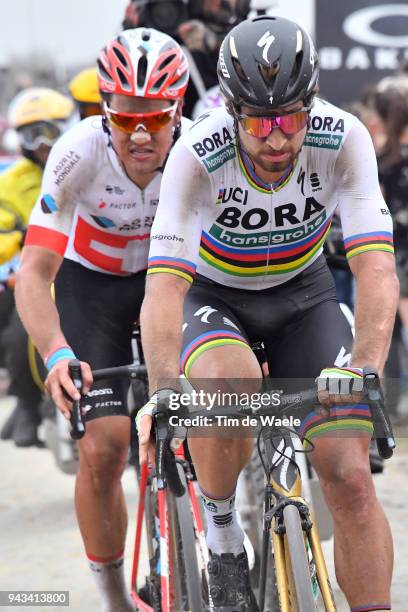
[54, 259, 146, 421]
[181, 256, 373, 442]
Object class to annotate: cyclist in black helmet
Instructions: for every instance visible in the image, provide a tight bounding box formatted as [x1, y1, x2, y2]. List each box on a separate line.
[139, 17, 397, 612]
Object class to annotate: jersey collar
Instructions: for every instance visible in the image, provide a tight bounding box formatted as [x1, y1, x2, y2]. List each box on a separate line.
[238, 145, 297, 194]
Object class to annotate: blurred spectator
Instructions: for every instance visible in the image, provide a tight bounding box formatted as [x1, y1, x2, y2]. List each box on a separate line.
[0, 87, 75, 447]
[359, 85, 388, 154]
[365, 75, 408, 418]
[373, 76, 408, 358]
[68, 67, 102, 120]
[122, 0, 250, 117]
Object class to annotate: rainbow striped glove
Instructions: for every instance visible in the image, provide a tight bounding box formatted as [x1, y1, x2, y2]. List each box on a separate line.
[317, 366, 364, 396]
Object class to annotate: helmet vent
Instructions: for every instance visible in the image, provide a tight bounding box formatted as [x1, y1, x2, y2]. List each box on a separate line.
[97, 59, 111, 83]
[113, 47, 130, 71]
[142, 30, 151, 42]
[117, 34, 131, 52]
[157, 52, 176, 72]
[288, 50, 303, 90]
[137, 55, 148, 88]
[153, 74, 167, 92]
[231, 57, 249, 85]
[117, 67, 131, 90]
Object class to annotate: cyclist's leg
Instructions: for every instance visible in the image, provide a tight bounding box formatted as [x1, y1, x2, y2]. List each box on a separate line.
[1, 304, 43, 446]
[182, 282, 261, 609]
[267, 298, 392, 610]
[55, 260, 146, 611]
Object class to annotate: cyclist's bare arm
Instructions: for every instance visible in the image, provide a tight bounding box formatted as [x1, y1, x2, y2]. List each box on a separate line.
[16, 246, 65, 357]
[349, 251, 398, 373]
[336, 118, 399, 374]
[141, 273, 190, 394]
[15, 245, 93, 417]
[141, 138, 209, 390]
[138, 140, 208, 461]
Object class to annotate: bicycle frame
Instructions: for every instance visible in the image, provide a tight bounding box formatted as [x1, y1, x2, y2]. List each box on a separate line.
[130, 444, 208, 612]
[260, 431, 337, 612]
[68, 360, 394, 612]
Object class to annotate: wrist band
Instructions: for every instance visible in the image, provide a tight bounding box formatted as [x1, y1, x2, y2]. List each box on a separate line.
[44, 344, 72, 363]
[45, 345, 76, 371]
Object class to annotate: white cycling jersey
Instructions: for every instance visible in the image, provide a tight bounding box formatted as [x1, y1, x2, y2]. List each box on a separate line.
[147, 98, 394, 290]
[26, 115, 190, 275]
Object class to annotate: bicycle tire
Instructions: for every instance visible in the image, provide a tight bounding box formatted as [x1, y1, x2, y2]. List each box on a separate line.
[143, 481, 162, 611]
[174, 463, 205, 612]
[238, 446, 280, 611]
[283, 504, 316, 612]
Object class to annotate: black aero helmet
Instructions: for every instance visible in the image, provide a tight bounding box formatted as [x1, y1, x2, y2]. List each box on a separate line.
[218, 16, 319, 110]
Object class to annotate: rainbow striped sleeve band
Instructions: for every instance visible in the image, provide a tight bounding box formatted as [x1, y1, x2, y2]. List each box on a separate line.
[147, 256, 197, 284]
[344, 231, 394, 260]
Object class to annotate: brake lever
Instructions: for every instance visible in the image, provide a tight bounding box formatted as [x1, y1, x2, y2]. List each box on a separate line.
[363, 366, 395, 459]
[154, 410, 185, 497]
[68, 359, 86, 440]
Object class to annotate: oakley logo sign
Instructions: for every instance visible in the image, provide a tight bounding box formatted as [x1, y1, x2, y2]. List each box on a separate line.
[257, 31, 275, 63]
[343, 4, 408, 48]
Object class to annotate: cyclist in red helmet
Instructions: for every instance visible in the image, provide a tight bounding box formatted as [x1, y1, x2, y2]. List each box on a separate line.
[15, 28, 189, 612]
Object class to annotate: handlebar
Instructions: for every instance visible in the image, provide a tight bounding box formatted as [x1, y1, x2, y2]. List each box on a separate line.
[67, 360, 396, 497]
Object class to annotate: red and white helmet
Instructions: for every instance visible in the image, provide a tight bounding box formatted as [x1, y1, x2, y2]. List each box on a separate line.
[97, 28, 189, 100]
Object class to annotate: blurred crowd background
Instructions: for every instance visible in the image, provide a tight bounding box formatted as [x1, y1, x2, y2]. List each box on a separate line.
[1, 0, 408, 449]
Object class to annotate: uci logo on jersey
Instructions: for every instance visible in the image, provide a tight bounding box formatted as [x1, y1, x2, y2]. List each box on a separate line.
[216, 187, 249, 206]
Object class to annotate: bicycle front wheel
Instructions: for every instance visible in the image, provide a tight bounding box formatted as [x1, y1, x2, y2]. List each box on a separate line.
[174, 464, 205, 611]
[283, 504, 316, 612]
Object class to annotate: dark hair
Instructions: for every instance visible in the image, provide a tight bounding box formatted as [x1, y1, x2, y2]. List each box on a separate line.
[373, 78, 408, 169]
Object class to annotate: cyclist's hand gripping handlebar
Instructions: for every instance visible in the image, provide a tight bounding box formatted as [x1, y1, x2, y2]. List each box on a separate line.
[68, 359, 86, 440]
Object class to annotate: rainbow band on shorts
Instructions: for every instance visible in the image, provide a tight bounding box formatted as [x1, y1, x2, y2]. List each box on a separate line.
[180, 330, 251, 378]
[300, 405, 374, 448]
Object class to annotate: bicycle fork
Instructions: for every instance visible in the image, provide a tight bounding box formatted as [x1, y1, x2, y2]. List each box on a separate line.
[262, 487, 337, 612]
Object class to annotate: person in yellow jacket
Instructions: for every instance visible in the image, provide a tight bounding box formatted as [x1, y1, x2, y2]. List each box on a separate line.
[0, 87, 75, 446]
[68, 67, 102, 120]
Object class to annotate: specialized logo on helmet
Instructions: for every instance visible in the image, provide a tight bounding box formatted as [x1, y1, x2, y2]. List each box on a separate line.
[257, 31, 275, 63]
